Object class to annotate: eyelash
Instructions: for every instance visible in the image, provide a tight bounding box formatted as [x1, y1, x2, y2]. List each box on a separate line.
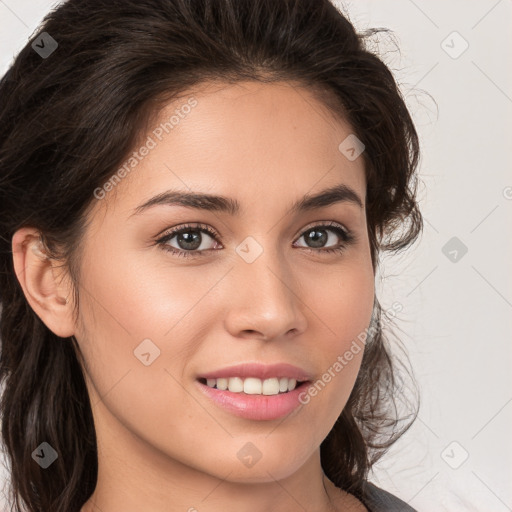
[155, 221, 356, 259]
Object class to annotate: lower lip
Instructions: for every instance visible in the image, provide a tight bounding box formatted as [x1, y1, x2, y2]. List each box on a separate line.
[196, 380, 310, 421]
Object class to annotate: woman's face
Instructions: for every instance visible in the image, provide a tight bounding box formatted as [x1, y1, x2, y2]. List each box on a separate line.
[73, 80, 375, 483]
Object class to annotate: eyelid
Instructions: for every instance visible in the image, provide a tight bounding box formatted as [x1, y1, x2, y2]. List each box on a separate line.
[296, 219, 350, 237]
[156, 222, 220, 240]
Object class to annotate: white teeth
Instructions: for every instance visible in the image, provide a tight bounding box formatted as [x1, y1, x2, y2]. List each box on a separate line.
[262, 378, 280, 395]
[216, 377, 228, 390]
[228, 377, 244, 393]
[204, 376, 300, 395]
[244, 377, 262, 394]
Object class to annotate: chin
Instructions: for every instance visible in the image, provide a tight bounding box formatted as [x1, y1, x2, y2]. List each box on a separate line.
[201, 441, 309, 483]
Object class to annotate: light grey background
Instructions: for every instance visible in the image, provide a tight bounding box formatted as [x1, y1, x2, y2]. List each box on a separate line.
[0, 1, 511, 511]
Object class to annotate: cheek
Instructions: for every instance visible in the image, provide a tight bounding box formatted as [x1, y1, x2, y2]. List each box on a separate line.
[76, 244, 209, 346]
[74, 252, 217, 461]
[73, 247, 222, 419]
[305, 257, 375, 347]
[297, 260, 374, 425]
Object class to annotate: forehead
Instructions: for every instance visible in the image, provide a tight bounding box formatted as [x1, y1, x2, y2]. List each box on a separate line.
[90, 80, 366, 222]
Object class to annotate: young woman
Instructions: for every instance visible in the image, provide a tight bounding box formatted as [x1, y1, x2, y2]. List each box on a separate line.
[0, 1, 423, 511]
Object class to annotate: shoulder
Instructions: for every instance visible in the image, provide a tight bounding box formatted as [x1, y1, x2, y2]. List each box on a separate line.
[357, 481, 417, 512]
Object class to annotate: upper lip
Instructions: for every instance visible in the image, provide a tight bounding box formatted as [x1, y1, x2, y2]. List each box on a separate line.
[197, 362, 313, 382]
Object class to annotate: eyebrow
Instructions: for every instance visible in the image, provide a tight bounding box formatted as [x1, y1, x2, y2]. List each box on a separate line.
[129, 183, 364, 218]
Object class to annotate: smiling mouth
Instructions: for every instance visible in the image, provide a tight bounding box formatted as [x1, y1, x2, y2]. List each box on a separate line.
[197, 377, 309, 395]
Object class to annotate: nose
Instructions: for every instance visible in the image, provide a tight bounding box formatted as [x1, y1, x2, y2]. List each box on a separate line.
[223, 244, 308, 341]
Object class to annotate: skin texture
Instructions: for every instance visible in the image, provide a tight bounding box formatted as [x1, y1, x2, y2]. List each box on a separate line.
[12, 80, 373, 512]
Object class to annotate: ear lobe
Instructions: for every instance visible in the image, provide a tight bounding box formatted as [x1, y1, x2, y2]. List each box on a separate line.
[11, 227, 75, 338]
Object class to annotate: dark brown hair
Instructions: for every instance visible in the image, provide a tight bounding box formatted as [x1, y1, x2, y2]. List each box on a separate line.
[0, 0, 422, 510]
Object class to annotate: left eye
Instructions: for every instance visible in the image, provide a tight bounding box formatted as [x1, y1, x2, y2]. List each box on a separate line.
[294, 225, 350, 250]
[155, 222, 354, 258]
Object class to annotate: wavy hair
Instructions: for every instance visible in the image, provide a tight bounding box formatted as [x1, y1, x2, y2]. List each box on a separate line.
[0, 0, 422, 510]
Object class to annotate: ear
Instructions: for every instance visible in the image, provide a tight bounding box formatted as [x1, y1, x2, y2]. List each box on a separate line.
[11, 227, 76, 338]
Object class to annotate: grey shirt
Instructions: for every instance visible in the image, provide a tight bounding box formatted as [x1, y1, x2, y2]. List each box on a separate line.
[358, 481, 417, 511]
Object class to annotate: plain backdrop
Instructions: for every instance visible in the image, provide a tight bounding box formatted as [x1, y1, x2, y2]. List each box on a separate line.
[0, 1, 511, 511]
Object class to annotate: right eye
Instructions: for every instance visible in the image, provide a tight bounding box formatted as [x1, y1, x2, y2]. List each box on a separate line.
[155, 223, 223, 258]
